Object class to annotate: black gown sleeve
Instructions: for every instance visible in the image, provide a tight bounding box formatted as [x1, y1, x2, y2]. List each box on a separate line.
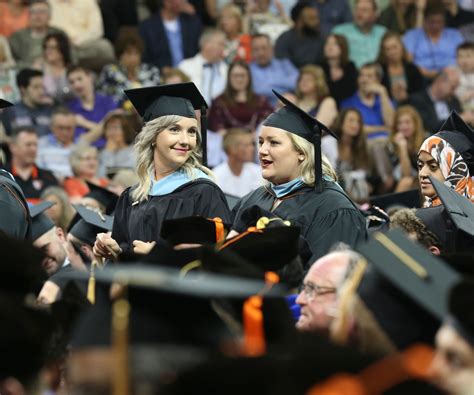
[305, 207, 368, 263]
[194, 182, 232, 223]
[111, 187, 132, 254]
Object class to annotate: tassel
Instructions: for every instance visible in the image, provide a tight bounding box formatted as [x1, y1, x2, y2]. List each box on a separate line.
[112, 296, 131, 395]
[243, 295, 265, 356]
[87, 261, 96, 304]
[212, 217, 225, 243]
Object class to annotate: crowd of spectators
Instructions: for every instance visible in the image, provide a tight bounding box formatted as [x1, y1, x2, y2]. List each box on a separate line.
[1, 0, 473, 214]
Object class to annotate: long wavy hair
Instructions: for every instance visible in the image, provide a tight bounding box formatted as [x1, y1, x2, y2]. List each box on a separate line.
[131, 115, 212, 203]
[389, 105, 425, 156]
[287, 132, 338, 186]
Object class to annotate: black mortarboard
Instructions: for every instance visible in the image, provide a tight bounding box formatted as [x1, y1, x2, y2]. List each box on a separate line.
[447, 279, 474, 345]
[264, 90, 338, 192]
[160, 216, 228, 246]
[415, 205, 448, 249]
[30, 200, 56, 241]
[356, 230, 460, 348]
[370, 189, 422, 211]
[0, 98, 13, 109]
[125, 83, 209, 166]
[69, 204, 113, 246]
[84, 182, 118, 215]
[436, 111, 474, 174]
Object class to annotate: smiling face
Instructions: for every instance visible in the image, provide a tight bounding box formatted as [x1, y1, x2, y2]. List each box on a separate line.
[33, 227, 67, 276]
[417, 150, 445, 198]
[258, 126, 302, 185]
[323, 35, 342, 60]
[153, 117, 198, 175]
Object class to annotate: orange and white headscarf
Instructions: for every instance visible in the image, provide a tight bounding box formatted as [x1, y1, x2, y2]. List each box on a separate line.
[418, 135, 474, 207]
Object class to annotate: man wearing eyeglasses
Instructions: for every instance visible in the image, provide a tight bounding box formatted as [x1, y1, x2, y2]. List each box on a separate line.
[295, 249, 355, 334]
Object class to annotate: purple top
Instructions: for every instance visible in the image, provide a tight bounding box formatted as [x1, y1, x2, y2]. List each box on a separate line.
[68, 93, 118, 149]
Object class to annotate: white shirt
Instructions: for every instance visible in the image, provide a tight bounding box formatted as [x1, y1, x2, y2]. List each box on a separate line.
[213, 162, 263, 198]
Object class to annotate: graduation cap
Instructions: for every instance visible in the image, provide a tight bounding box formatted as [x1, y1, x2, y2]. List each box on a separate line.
[370, 189, 422, 211]
[436, 111, 474, 174]
[414, 205, 448, 249]
[447, 279, 474, 345]
[124, 82, 209, 166]
[160, 216, 228, 246]
[84, 181, 118, 215]
[30, 200, 56, 241]
[356, 229, 460, 348]
[264, 90, 338, 193]
[69, 204, 114, 246]
[0, 98, 13, 109]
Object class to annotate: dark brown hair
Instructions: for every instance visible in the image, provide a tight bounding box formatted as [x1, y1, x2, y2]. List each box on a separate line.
[114, 31, 145, 60]
[223, 60, 256, 105]
[103, 113, 136, 145]
[324, 34, 350, 66]
[377, 31, 410, 65]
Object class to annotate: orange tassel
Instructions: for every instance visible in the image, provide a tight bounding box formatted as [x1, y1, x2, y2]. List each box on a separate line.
[212, 217, 225, 243]
[243, 295, 265, 356]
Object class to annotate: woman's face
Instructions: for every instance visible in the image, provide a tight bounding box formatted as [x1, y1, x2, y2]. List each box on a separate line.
[258, 126, 302, 185]
[417, 150, 445, 198]
[153, 117, 198, 174]
[298, 73, 316, 96]
[396, 113, 415, 139]
[105, 118, 126, 145]
[341, 111, 362, 138]
[324, 35, 341, 60]
[44, 194, 62, 223]
[219, 10, 240, 36]
[229, 64, 249, 93]
[383, 36, 404, 63]
[44, 38, 62, 63]
[77, 149, 99, 178]
[120, 46, 141, 70]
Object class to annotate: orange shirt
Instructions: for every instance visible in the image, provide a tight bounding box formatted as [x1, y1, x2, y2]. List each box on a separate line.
[0, 4, 29, 37]
[63, 177, 109, 199]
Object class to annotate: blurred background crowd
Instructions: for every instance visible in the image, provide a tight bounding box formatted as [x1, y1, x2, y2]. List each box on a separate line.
[0, 0, 473, 226]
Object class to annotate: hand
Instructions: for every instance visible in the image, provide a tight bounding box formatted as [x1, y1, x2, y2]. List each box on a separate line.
[132, 240, 156, 255]
[37, 281, 61, 305]
[367, 83, 386, 96]
[393, 132, 408, 149]
[93, 233, 122, 259]
[180, 1, 196, 14]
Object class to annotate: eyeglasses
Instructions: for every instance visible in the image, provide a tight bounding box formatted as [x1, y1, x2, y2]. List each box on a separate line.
[299, 283, 336, 301]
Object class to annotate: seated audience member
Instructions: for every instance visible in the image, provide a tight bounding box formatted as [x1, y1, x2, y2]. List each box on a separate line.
[0, 0, 29, 37]
[33, 31, 73, 103]
[246, 0, 291, 40]
[296, 245, 359, 336]
[139, 0, 202, 69]
[66, 65, 118, 149]
[386, 105, 426, 192]
[8, 0, 65, 69]
[63, 144, 108, 202]
[208, 60, 273, 135]
[378, 0, 423, 34]
[218, 4, 252, 63]
[390, 208, 442, 255]
[212, 128, 262, 198]
[107, 168, 139, 196]
[320, 34, 358, 105]
[377, 32, 425, 104]
[341, 62, 395, 141]
[48, 0, 115, 68]
[160, 68, 190, 84]
[403, 1, 464, 80]
[430, 279, 474, 395]
[334, 108, 385, 202]
[275, 1, 326, 68]
[97, 32, 161, 106]
[442, 0, 474, 29]
[417, 114, 474, 206]
[1, 68, 55, 138]
[249, 33, 298, 107]
[310, 0, 353, 36]
[178, 29, 228, 105]
[295, 65, 338, 127]
[408, 69, 463, 133]
[332, 0, 387, 68]
[0, 36, 19, 104]
[3, 127, 58, 204]
[37, 107, 76, 180]
[41, 185, 75, 232]
[98, 113, 137, 178]
[455, 42, 474, 115]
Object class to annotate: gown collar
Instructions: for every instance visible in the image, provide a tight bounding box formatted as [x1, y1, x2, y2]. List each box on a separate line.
[149, 169, 212, 196]
[270, 177, 305, 198]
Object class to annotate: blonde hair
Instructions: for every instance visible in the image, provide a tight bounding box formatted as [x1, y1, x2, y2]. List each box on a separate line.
[296, 65, 330, 101]
[40, 186, 75, 231]
[389, 105, 425, 156]
[69, 144, 98, 176]
[218, 3, 244, 35]
[131, 115, 212, 203]
[287, 132, 338, 186]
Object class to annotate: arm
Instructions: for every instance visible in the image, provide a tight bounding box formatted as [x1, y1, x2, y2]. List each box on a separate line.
[315, 97, 338, 128]
[393, 134, 413, 178]
[377, 86, 395, 130]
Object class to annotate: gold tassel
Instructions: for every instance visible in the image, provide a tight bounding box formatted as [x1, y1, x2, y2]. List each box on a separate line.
[87, 261, 96, 304]
[112, 292, 130, 395]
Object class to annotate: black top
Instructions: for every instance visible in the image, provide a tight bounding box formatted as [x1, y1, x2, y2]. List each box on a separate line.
[381, 61, 425, 101]
[112, 179, 232, 254]
[321, 61, 358, 105]
[231, 181, 367, 263]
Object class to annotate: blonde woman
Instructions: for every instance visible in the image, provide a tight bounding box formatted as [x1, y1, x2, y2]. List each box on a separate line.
[231, 91, 367, 265]
[93, 83, 232, 258]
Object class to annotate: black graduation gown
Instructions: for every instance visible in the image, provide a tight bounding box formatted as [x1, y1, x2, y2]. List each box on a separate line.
[112, 179, 232, 254]
[232, 180, 367, 263]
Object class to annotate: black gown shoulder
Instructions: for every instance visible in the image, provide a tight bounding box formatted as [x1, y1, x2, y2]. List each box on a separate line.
[232, 181, 367, 263]
[112, 178, 231, 254]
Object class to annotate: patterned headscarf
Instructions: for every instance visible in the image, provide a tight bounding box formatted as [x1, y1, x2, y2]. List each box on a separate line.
[418, 135, 474, 207]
